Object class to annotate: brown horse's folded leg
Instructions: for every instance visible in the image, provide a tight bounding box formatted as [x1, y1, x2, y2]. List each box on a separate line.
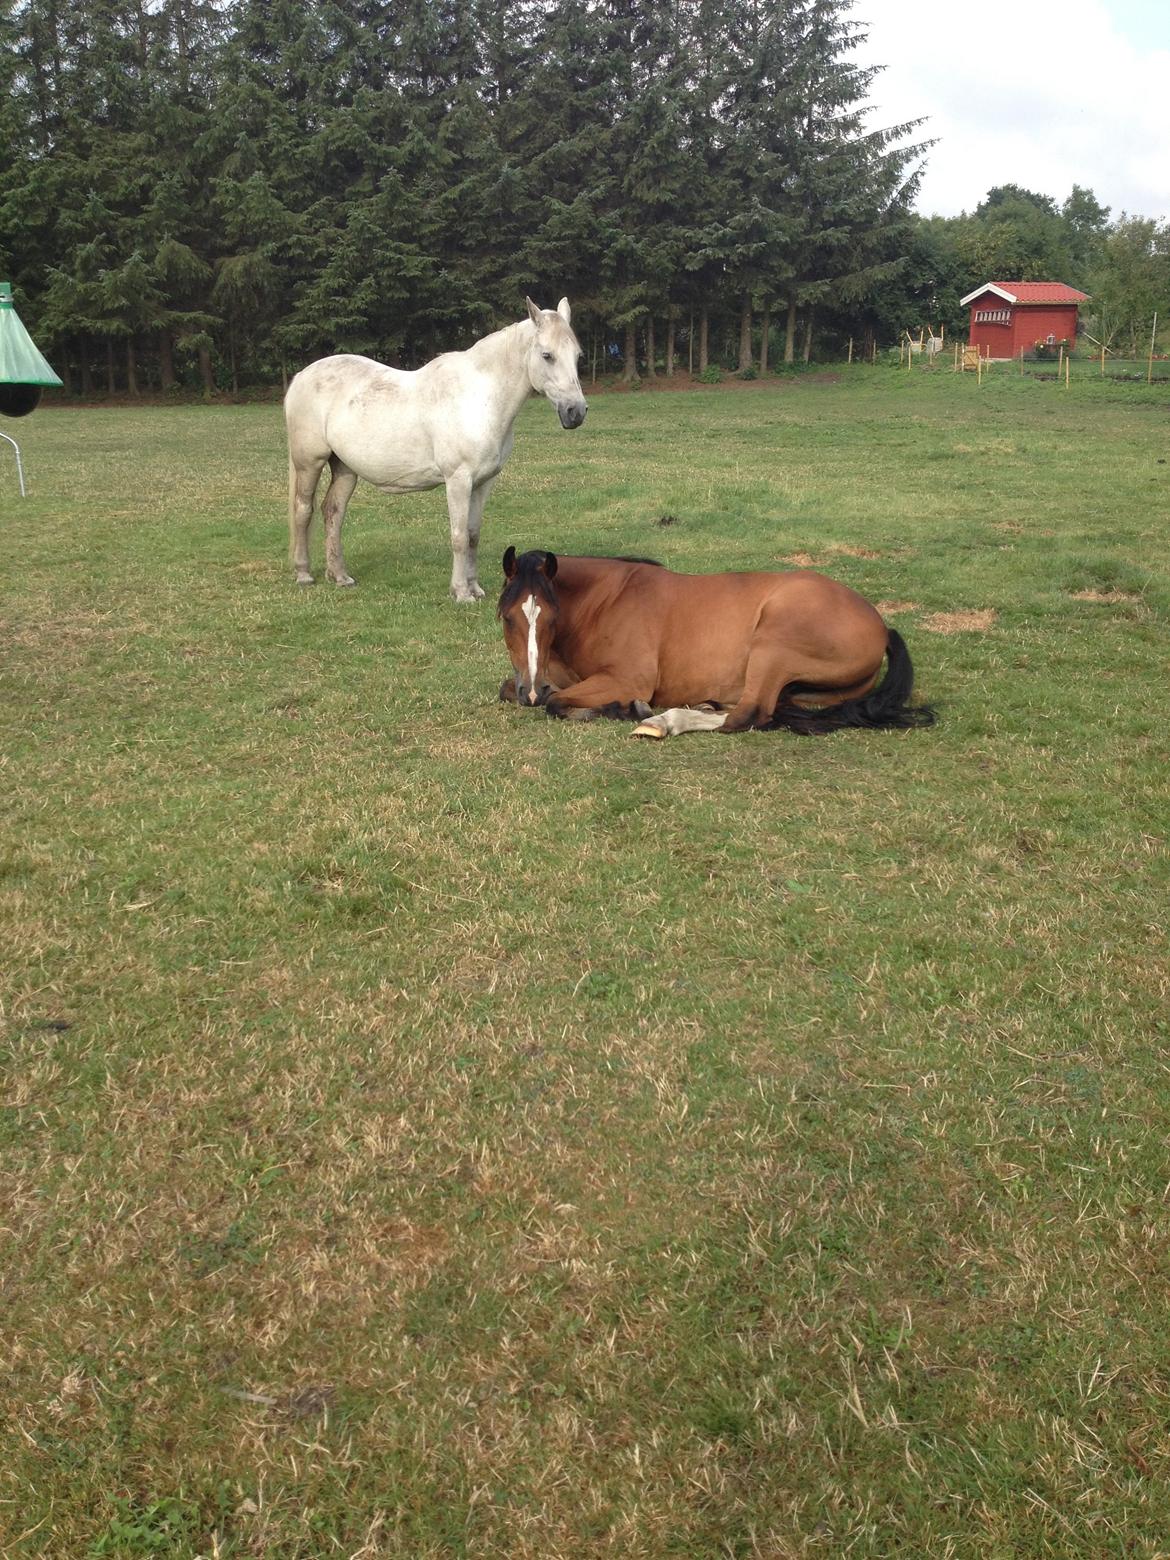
[544, 673, 650, 721]
[719, 703, 767, 732]
[634, 706, 728, 738]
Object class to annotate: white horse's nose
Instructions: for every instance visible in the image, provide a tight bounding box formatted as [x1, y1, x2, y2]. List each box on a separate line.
[558, 401, 587, 430]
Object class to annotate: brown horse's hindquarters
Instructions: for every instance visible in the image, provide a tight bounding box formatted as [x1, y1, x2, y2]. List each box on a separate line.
[701, 595, 887, 730]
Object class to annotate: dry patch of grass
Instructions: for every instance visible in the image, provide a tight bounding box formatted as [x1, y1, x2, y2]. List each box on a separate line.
[826, 541, 884, 559]
[920, 608, 998, 633]
[1069, 587, 1140, 603]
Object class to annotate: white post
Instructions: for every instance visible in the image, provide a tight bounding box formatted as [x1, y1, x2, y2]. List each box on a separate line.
[0, 430, 26, 497]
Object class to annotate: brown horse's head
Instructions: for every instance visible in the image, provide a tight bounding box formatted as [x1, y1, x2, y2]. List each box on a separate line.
[498, 546, 560, 706]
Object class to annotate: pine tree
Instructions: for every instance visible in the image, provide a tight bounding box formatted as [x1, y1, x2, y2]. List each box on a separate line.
[763, 0, 924, 364]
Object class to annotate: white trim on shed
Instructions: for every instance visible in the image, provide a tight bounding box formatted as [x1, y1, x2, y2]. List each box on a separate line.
[960, 283, 1018, 307]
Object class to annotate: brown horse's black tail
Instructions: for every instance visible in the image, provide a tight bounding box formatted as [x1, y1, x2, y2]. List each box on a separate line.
[769, 628, 937, 735]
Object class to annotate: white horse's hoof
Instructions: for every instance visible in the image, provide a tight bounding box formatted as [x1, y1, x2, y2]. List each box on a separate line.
[633, 717, 667, 739]
[295, 573, 315, 586]
[329, 574, 357, 588]
[451, 585, 485, 603]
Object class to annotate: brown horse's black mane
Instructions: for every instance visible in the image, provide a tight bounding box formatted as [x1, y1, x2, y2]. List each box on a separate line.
[498, 550, 662, 615]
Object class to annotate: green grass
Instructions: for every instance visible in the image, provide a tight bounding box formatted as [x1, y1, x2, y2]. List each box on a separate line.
[2, 367, 1168, 1556]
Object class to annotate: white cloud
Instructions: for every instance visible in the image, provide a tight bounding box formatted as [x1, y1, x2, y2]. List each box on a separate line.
[855, 0, 1170, 220]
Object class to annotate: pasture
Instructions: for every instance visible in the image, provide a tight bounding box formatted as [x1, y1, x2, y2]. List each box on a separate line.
[2, 369, 1168, 1556]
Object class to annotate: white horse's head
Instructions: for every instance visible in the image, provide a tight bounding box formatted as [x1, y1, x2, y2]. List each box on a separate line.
[525, 297, 587, 429]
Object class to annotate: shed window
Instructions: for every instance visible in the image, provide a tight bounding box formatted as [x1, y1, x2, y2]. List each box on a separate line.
[975, 308, 1011, 324]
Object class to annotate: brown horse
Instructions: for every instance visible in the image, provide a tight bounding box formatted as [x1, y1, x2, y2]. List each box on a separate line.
[497, 548, 935, 738]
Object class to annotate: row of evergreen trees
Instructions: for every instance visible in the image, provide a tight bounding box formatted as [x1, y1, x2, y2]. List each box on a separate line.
[1, 0, 928, 393]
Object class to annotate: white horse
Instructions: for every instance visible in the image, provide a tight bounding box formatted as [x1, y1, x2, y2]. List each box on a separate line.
[284, 298, 587, 600]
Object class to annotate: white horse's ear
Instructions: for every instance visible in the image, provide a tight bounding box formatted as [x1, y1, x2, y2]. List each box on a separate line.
[525, 297, 543, 327]
[557, 297, 571, 323]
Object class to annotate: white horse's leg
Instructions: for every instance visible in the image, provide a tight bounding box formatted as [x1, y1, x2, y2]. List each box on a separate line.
[289, 454, 326, 585]
[323, 457, 359, 586]
[446, 470, 484, 602]
[464, 475, 496, 600]
[632, 706, 729, 739]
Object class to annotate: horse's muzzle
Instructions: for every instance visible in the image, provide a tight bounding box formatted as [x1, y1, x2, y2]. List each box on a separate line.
[516, 679, 552, 707]
[557, 401, 587, 430]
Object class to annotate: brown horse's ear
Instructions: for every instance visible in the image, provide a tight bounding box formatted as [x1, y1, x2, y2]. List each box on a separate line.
[502, 545, 517, 578]
[541, 551, 558, 579]
[525, 297, 543, 327]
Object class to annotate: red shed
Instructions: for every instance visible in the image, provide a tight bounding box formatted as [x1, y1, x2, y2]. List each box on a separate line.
[961, 281, 1089, 359]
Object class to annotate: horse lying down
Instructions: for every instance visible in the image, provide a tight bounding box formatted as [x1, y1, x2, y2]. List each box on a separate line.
[497, 547, 935, 738]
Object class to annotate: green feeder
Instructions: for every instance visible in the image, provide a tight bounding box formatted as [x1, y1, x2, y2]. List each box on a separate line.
[1, 280, 63, 495]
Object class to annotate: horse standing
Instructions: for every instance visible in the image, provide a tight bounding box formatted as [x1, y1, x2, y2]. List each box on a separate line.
[497, 549, 935, 737]
[284, 299, 586, 600]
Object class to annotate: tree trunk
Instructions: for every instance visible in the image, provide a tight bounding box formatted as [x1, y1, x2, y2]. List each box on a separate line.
[644, 315, 656, 378]
[698, 306, 709, 374]
[665, 306, 676, 376]
[159, 330, 176, 391]
[106, 339, 116, 394]
[784, 297, 798, 364]
[620, 320, 637, 382]
[198, 344, 214, 396]
[737, 298, 753, 372]
[759, 305, 770, 375]
[79, 337, 93, 396]
[126, 339, 139, 395]
[803, 311, 814, 364]
[229, 325, 239, 394]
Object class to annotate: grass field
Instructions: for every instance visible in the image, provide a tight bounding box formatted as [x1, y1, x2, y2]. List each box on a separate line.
[2, 367, 1168, 1557]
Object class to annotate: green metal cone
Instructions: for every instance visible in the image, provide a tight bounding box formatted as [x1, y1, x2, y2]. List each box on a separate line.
[0, 282, 63, 387]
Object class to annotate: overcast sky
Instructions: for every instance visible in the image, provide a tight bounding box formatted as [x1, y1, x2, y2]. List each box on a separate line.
[855, 0, 1170, 223]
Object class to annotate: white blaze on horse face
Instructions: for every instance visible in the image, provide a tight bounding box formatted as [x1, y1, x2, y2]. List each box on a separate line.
[522, 593, 542, 702]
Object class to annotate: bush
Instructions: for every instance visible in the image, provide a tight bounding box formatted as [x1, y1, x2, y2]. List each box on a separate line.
[738, 365, 757, 381]
[698, 365, 723, 384]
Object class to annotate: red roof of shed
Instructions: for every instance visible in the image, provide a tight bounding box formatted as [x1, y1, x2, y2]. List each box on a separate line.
[965, 281, 1089, 305]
